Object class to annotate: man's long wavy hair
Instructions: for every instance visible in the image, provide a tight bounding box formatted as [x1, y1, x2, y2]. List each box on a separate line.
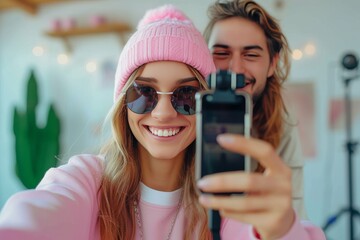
[98, 65, 212, 240]
[203, 0, 291, 149]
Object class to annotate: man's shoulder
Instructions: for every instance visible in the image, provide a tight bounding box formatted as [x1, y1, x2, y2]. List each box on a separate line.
[282, 110, 299, 130]
[278, 111, 304, 166]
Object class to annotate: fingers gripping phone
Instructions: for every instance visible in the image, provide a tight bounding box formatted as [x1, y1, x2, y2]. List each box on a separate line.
[195, 70, 253, 195]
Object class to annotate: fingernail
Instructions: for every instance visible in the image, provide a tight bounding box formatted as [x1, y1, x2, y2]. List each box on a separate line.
[217, 134, 235, 144]
[197, 178, 209, 189]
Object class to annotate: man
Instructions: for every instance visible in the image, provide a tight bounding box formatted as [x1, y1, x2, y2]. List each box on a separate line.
[203, 0, 306, 218]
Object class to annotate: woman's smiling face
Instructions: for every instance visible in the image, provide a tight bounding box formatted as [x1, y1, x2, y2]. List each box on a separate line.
[127, 61, 200, 161]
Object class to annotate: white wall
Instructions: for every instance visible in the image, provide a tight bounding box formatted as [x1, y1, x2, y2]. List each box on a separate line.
[280, 1, 360, 240]
[1, 1, 360, 239]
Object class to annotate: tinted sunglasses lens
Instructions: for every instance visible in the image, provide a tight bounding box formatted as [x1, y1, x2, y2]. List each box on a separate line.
[172, 86, 197, 115]
[126, 85, 157, 114]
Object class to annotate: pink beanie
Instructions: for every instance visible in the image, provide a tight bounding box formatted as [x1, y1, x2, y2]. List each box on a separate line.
[113, 4, 216, 101]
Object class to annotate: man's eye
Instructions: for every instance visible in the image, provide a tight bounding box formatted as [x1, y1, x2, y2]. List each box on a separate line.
[212, 52, 229, 58]
[244, 53, 260, 58]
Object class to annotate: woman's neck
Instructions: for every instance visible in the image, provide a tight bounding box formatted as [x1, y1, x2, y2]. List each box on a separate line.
[139, 148, 184, 192]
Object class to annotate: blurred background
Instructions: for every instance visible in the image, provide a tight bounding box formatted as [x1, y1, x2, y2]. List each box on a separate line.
[0, 0, 360, 239]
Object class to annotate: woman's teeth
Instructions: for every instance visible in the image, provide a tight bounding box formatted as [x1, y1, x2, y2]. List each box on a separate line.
[148, 127, 181, 137]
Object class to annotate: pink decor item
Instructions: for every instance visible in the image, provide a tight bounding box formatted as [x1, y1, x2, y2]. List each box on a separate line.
[89, 15, 107, 27]
[50, 19, 62, 31]
[62, 18, 76, 30]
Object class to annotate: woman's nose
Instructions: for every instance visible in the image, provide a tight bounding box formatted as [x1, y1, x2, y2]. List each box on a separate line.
[151, 95, 177, 121]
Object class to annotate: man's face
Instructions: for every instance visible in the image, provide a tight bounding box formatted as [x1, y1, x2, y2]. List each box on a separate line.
[208, 17, 277, 102]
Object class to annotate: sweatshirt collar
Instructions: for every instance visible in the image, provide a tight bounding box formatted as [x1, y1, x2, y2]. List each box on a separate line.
[140, 182, 182, 206]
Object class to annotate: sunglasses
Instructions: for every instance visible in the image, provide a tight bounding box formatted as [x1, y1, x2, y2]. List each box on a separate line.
[126, 83, 199, 115]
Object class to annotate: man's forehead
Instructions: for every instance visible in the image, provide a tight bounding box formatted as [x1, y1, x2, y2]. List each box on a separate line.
[208, 18, 268, 49]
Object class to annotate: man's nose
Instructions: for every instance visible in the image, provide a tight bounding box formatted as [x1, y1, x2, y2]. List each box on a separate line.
[228, 55, 245, 73]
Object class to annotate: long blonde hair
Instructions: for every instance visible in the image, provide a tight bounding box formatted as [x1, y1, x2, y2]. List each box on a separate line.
[204, 0, 291, 149]
[98, 65, 212, 239]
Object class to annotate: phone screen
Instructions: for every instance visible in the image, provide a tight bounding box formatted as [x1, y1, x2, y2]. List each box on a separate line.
[200, 94, 246, 178]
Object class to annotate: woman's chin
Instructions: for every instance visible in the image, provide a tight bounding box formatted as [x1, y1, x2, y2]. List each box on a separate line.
[149, 152, 179, 161]
[146, 148, 185, 161]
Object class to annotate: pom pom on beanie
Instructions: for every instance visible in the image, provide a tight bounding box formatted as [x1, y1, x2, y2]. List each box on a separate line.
[113, 4, 215, 101]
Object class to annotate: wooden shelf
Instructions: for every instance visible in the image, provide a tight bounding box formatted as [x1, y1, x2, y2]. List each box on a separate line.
[45, 22, 132, 52]
[0, 0, 71, 15]
[1, 0, 133, 52]
[46, 22, 131, 38]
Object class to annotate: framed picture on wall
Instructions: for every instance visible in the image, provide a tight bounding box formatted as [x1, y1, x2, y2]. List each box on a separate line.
[283, 82, 316, 158]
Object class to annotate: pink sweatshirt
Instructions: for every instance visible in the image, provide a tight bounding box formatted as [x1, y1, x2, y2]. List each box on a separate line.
[0, 154, 326, 240]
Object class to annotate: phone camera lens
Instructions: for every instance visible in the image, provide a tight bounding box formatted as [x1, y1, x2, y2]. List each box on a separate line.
[206, 95, 214, 102]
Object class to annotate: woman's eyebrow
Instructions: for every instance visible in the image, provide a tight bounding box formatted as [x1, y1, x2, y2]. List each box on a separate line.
[135, 76, 156, 82]
[177, 77, 198, 84]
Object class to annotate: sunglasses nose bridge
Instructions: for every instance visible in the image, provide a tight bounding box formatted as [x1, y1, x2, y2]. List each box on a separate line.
[156, 91, 174, 95]
[155, 91, 175, 110]
[155, 91, 174, 106]
[151, 92, 178, 119]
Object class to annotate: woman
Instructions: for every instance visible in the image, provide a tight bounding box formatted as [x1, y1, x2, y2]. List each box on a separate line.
[0, 4, 325, 240]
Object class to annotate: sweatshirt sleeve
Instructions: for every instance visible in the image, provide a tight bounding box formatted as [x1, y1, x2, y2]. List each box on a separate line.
[248, 214, 326, 240]
[221, 213, 326, 240]
[0, 154, 103, 240]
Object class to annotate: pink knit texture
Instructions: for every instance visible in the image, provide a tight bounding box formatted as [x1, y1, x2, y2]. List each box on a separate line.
[113, 4, 216, 102]
[137, 5, 190, 28]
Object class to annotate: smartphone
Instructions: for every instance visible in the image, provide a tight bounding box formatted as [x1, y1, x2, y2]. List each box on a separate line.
[195, 87, 252, 195]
